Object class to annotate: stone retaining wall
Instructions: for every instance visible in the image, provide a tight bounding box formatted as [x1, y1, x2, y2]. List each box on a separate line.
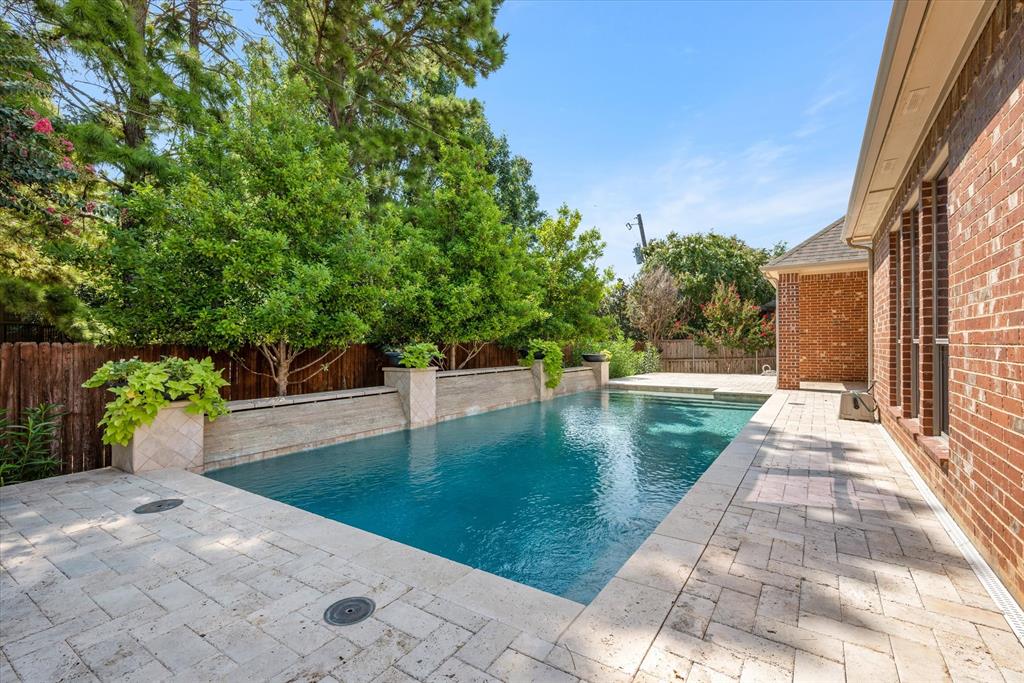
[203, 387, 406, 471]
[194, 361, 608, 472]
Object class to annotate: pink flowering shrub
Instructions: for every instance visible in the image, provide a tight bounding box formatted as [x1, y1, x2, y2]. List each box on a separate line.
[695, 282, 775, 362]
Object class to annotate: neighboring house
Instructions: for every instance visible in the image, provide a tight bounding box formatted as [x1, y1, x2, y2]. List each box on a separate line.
[762, 217, 869, 390]
[843, 0, 1023, 604]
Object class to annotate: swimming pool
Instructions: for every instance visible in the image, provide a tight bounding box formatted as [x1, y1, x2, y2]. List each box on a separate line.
[207, 390, 758, 603]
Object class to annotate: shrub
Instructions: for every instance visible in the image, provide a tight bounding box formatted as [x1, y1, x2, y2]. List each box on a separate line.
[577, 338, 661, 378]
[695, 282, 774, 371]
[399, 343, 443, 368]
[519, 339, 564, 388]
[0, 403, 63, 486]
[83, 357, 229, 446]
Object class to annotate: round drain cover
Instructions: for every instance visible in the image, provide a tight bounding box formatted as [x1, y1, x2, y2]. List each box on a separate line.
[133, 499, 183, 514]
[324, 597, 375, 626]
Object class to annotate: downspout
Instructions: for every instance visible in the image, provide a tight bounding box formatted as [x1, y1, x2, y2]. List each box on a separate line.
[846, 237, 874, 385]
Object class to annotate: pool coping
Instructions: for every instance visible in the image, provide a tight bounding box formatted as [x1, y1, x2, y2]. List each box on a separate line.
[184, 387, 788, 674]
[553, 390, 788, 675]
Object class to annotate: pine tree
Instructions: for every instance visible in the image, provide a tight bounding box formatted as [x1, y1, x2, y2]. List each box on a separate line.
[259, 0, 506, 194]
[20, 0, 237, 187]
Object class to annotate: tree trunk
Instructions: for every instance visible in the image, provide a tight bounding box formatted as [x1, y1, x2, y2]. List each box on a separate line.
[123, 0, 151, 187]
[274, 356, 290, 397]
[187, 0, 200, 50]
[259, 341, 294, 397]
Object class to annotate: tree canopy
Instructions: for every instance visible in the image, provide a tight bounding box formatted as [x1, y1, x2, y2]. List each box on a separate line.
[379, 142, 544, 367]
[642, 231, 784, 330]
[93, 59, 392, 394]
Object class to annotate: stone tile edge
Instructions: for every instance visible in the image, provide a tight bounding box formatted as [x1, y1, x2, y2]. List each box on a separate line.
[555, 390, 789, 674]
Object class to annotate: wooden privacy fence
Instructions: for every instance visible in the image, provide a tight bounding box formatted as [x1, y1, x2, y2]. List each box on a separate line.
[0, 341, 519, 475]
[657, 339, 776, 375]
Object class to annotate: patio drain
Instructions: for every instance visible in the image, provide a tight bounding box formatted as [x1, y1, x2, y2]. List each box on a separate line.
[324, 597, 375, 626]
[133, 499, 183, 514]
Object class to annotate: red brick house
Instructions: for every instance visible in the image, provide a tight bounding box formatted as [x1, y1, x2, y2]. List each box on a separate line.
[843, 0, 1023, 604]
[763, 217, 869, 390]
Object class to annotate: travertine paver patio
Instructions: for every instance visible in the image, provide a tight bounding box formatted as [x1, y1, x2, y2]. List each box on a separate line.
[1, 389, 1022, 682]
[607, 372, 776, 400]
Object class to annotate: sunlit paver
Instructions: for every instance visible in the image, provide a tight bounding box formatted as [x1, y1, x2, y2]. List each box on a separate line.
[1, 388, 1020, 682]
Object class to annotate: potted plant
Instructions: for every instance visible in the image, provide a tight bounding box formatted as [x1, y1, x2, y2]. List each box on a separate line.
[398, 342, 443, 369]
[83, 357, 229, 446]
[519, 339, 564, 388]
[382, 347, 405, 367]
[582, 350, 611, 362]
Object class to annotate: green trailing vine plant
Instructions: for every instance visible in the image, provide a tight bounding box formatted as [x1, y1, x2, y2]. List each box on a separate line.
[83, 357, 229, 446]
[0, 403, 64, 486]
[519, 339, 564, 388]
[399, 342, 443, 369]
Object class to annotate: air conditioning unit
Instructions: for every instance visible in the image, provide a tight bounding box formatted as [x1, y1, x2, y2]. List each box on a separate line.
[839, 389, 877, 422]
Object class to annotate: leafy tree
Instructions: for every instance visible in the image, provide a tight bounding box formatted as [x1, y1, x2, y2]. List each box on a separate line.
[94, 58, 392, 395]
[643, 232, 785, 330]
[467, 116, 545, 231]
[379, 143, 542, 367]
[694, 282, 775, 371]
[627, 265, 681, 346]
[259, 0, 506, 193]
[527, 205, 612, 344]
[21, 0, 237, 186]
[600, 278, 641, 341]
[0, 24, 108, 335]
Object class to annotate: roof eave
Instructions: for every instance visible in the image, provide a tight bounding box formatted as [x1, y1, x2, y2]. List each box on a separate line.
[844, 0, 995, 242]
[761, 258, 870, 280]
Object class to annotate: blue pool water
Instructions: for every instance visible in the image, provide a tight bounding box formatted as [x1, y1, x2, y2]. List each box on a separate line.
[207, 390, 757, 603]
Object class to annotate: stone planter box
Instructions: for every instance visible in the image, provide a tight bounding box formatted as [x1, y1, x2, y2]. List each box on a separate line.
[111, 401, 204, 473]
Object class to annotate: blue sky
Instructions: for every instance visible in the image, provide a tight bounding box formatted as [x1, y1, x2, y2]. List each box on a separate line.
[232, 1, 892, 279]
[464, 0, 892, 278]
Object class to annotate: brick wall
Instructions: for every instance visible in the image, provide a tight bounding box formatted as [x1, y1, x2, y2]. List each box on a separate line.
[776, 273, 800, 389]
[798, 272, 869, 384]
[870, 1, 1024, 605]
[775, 270, 868, 389]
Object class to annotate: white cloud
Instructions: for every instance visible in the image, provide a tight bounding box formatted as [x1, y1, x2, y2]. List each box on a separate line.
[561, 139, 852, 279]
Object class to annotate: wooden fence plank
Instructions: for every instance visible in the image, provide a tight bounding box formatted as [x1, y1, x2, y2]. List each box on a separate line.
[657, 339, 775, 375]
[0, 341, 521, 474]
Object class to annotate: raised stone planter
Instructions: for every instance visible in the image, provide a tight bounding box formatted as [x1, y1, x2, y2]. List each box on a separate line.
[383, 367, 437, 428]
[531, 359, 553, 402]
[582, 359, 610, 387]
[111, 401, 204, 473]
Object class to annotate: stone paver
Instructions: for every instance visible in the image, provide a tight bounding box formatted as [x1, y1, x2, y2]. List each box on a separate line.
[607, 372, 776, 399]
[2, 389, 1021, 682]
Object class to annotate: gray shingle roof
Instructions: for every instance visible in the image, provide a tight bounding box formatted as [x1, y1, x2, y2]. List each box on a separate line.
[764, 216, 866, 270]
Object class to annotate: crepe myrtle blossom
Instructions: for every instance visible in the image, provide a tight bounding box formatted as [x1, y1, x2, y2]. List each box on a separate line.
[33, 118, 54, 134]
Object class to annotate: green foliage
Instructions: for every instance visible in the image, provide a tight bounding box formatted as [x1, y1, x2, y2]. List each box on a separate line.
[93, 56, 392, 394]
[26, 0, 238, 185]
[527, 205, 614, 344]
[643, 232, 785, 330]
[399, 343, 442, 369]
[466, 116, 545, 231]
[261, 0, 506, 195]
[0, 24, 109, 337]
[695, 282, 775, 358]
[519, 339, 564, 388]
[0, 403, 63, 486]
[575, 336, 661, 379]
[600, 279, 642, 342]
[83, 357, 228, 446]
[380, 143, 542, 367]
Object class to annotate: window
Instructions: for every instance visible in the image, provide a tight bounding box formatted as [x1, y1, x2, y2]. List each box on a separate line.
[892, 227, 902, 408]
[933, 175, 949, 435]
[909, 205, 920, 418]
